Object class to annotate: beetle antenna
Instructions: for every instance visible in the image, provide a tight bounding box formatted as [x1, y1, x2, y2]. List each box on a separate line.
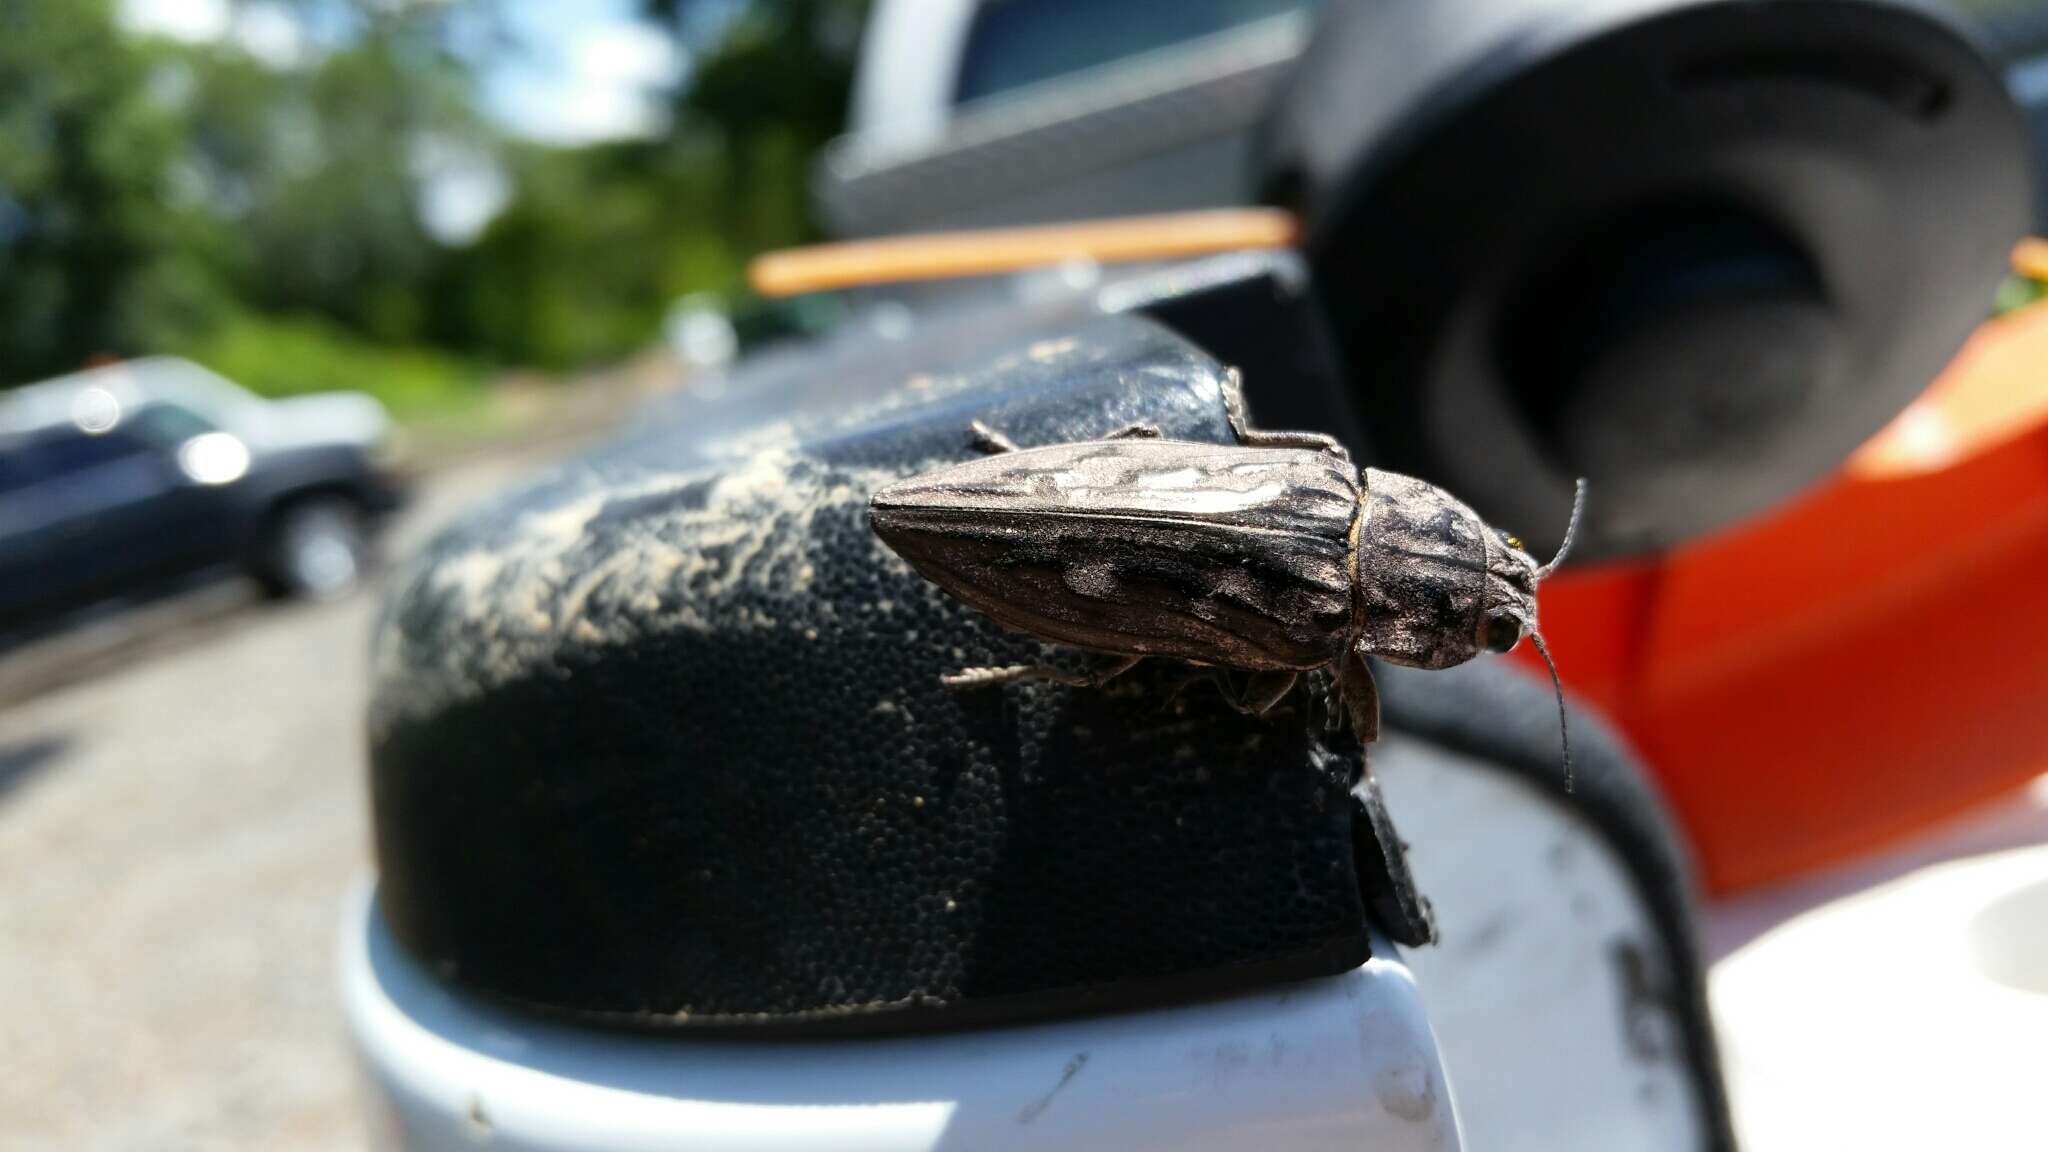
[1535, 479, 1588, 580]
[1529, 630, 1572, 792]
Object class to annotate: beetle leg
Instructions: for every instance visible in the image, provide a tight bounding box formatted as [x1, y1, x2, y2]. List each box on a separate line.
[1196, 669, 1298, 717]
[1240, 669, 1300, 716]
[1160, 667, 1299, 717]
[968, 420, 1022, 454]
[1159, 666, 1225, 711]
[973, 421, 1155, 452]
[943, 653, 1142, 690]
[1313, 667, 1343, 732]
[1339, 650, 1381, 744]
[1221, 367, 1350, 460]
[1254, 431, 1347, 458]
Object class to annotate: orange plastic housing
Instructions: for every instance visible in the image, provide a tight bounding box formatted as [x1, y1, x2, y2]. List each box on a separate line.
[1525, 306, 2048, 893]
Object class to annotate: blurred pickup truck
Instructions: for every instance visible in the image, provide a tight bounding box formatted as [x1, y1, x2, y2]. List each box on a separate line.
[0, 357, 404, 633]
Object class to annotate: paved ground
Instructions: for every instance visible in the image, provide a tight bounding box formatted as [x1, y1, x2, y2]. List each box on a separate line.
[0, 449, 550, 1152]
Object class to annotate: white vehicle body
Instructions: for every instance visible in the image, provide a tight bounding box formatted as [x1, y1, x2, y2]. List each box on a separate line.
[0, 356, 390, 455]
[841, 0, 981, 156]
[343, 886, 1463, 1151]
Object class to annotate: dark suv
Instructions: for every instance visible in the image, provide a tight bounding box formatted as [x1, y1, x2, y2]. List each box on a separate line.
[0, 357, 404, 631]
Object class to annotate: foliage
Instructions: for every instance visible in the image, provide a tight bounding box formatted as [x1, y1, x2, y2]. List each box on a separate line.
[0, 0, 210, 382]
[658, 0, 867, 252]
[174, 309, 483, 422]
[428, 141, 728, 370]
[1994, 273, 2048, 316]
[436, 0, 869, 369]
[178, 7, 484, 343]
[0, 0, 868, 396]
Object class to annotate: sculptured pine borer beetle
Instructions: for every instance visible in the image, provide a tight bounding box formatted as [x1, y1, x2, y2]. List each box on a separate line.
[869, 369, 1587, 786]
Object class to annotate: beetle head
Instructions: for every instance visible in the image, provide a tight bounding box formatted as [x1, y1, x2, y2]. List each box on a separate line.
[1357, 471, 1585, 788]
[1356, 471, 1584, 669]
[1476, 524, 1543, 656]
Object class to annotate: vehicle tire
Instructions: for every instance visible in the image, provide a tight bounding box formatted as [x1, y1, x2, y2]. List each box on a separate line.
[257, 497, 368, 600]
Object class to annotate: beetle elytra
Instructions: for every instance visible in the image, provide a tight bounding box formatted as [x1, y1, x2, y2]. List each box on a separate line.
[869, 370, 1584, 785]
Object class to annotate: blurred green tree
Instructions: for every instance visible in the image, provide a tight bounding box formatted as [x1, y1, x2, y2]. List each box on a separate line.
[0, 0, 218, 383]
[176, 1, 489, 344]
[650, 0, 867, 253]
[0, 0, 869, 391]
[437, 0, 868, 370]
[0, 0, 492, 385]
[430, 141, 698, 369]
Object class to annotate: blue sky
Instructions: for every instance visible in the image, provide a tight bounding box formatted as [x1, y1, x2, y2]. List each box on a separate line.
[119, 0, 687, 144]
[471, 0, 688, 145]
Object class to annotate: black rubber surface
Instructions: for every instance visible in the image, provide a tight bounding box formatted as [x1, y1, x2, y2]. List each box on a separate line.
[368, 311, 1395, 1031]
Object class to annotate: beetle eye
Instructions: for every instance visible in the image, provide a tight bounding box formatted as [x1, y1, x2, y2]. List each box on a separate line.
[1484, 614, 1523, 654]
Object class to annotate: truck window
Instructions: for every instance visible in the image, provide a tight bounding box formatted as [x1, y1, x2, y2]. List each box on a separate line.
[127, 403, 217, 447]
[953, 0, 1315, 107]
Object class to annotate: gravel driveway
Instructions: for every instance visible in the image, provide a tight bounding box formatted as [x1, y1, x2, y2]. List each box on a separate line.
[0, 450, 549, 1151]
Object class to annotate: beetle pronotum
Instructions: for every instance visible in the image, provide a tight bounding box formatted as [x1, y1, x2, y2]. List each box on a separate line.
[869, 370, 1585, 786]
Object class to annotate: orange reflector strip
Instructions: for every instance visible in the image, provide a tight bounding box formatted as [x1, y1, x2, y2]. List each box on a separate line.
[748, 209, 1301, 297]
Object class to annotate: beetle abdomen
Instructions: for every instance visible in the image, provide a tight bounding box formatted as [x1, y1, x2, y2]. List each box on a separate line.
[870, 441, 1358, 669]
